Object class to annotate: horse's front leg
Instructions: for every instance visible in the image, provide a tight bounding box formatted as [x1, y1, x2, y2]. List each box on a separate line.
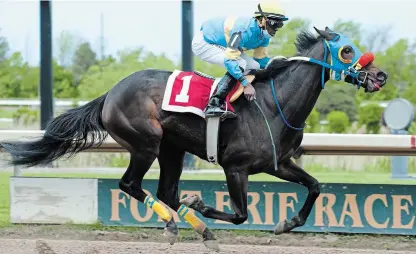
[180, 169, 249, 225]
[266, 159, 321, 234]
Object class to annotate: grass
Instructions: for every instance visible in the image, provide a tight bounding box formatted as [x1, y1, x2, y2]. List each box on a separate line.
[0, 173, 9, 228]
[0, 170, 415, 229]
[5, 171, 416, 184]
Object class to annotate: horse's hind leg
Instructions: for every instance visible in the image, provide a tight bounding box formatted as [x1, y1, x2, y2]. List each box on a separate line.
[103, 104, 178, 244]
[118, 152, 178, 244]
[156, 140, 219, 251]
[266, 159, 320, 234]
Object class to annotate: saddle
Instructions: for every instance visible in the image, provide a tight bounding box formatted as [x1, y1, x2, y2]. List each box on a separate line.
[193, 70, 255, 103]
[229, 75, 255, 102]
[205, 74, 255, 164]
[161, 67, 264, 165]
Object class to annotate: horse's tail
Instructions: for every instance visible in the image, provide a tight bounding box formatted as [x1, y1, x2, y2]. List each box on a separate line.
[1, 93, 108, 167]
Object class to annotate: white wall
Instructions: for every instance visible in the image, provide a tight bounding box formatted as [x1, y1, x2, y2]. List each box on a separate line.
[9, 177, 98, 224]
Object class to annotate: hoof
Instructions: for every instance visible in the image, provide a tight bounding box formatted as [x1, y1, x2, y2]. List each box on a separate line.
[180, 194, 202, 208]
[203, 240, 220, 252]
[163, 219, 179, 245]
[274, 219, 290, 235]
[163, 227, 178, 245]
[202, 228, 219, 251]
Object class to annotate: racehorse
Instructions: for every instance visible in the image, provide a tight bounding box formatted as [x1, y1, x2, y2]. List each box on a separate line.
[0, 27, 388, 251]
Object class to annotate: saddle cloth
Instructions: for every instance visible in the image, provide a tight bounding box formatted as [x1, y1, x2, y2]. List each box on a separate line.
[161, 70, 241, 118]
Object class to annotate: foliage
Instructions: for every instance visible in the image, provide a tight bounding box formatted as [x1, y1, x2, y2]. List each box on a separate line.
[267, 18, 312, 56]
[326, 111, 350, 133]
[357, 103, 384, 134]
[53, 60, 78, 98]
[0, 29, 9, 63]
[76, 49, 179, 99]
[109, 153, 130, 168]
[0, 52, 38, 98]
[12, 107, 39, 125]
[55, 30, 82, 68]
[0, 18, 415, 135]
[305, 108, 320, 133]
[315, 83, 357, 121]
[72, 42, 98, 86]
[407, 122, 416, 135]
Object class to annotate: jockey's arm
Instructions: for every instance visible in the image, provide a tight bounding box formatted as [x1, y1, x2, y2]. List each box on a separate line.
[223, 32, 250, 87]
[253, 39, 271, 69]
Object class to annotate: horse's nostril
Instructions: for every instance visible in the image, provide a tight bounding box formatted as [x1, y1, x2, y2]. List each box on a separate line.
[376, 72, 388, 85]
[377, 72, 388, 80]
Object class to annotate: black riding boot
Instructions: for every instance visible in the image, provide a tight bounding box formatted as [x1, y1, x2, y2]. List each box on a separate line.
[205, 73, 237, 119]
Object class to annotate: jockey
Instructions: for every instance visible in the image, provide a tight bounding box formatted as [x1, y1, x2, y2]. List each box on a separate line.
[192, 0, 288, 118]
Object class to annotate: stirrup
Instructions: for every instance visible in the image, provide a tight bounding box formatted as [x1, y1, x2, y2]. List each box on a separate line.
[205, 102, 236, 119]
[206, 110, 236, 120]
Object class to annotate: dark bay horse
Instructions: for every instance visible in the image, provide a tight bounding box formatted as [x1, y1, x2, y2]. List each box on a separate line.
[1, 27, 388, 250]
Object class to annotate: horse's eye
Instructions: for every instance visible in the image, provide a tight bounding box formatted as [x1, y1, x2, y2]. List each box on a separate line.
[343, 47, 352, 54]
[340, 46, 355, 62]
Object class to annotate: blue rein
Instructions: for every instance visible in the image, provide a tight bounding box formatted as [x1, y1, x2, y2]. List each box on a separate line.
[269, 38, 364, 131]
[270, 79, 305, 131]
[268, 44, 328, 131]
[268, 41, 328, 131]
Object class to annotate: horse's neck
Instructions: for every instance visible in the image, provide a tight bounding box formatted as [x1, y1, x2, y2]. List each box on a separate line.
[278, 42, 326, 128]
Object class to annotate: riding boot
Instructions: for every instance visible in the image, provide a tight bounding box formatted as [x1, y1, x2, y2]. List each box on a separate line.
[205, 73, 237, 119]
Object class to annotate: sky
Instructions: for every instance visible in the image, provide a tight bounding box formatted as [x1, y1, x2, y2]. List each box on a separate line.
[0, 0, 415, 66]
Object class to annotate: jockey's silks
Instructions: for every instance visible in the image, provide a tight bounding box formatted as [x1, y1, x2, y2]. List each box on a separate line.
[200, 16, 272, 86]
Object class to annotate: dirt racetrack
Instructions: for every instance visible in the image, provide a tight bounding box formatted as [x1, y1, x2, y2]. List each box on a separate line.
[0, 225, 415, 254]
[0, 238, 415, 254]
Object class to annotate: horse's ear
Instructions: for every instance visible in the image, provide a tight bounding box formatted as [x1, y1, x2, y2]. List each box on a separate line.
[325, 26, 334, 33]
[313, 26, 335, 40]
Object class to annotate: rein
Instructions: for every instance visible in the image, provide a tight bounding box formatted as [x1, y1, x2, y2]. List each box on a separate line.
[270, 79, 305, 131]
[267, 38, 369, 131]
[255, 37, 370, 170]
[253, 100, 278, 171]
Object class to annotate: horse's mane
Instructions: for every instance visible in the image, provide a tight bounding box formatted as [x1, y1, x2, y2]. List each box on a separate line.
[255, 30, 321, 81]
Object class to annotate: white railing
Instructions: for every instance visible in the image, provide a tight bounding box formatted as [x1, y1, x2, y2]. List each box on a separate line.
[0, 99, 89, 107]
[1, 130, 415, 155]
[1, 130, 415, 178]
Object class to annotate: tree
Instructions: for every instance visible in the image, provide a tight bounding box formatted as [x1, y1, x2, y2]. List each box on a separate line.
[315, 83, 357, 121]
[0, 52, 38, 98]
[76, 48, 180, 99]
[332, 19, 362, 42]
[55, 30, 81, 68]
[72, 42, 98, 85]
[358, 103, 384, 134]
[0, 29, 9, 63]
[53, 60, 78, 98]
[326, 111, 350, 133]
[331, 19, 391, 53]
[357, 38, 415, 104]
[0, 17, 414, 137]
[364, 25, 392, 53]
[268, 18, 311, 57]
[331, 19, 367, 53]
[305, 107, 320, 133]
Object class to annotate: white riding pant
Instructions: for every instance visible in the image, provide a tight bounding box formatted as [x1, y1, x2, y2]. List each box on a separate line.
[191, 31, 260, 74]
